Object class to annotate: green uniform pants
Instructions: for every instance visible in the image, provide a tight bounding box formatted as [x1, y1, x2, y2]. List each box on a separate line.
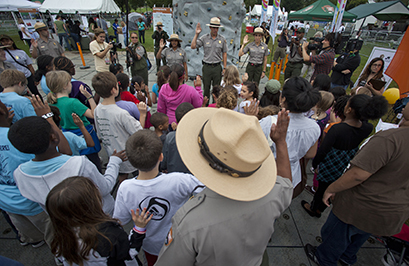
[202, 63, 222, 100]
[284, 61, 303, 80]
[246, 63, 263, 85]
[155, 46, 167, 72]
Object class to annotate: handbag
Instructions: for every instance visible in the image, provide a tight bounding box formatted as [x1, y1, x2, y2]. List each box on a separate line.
[142, 46, 152, 70]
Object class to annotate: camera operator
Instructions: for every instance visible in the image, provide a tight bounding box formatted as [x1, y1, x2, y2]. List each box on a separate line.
[284, 28, 305, 80]
[300, 32, 323, 81]
[302, 33, 339, 83]
[89, 28, 113, 72]
[273, 28, 290, 64]
[330, 40, 362, 90]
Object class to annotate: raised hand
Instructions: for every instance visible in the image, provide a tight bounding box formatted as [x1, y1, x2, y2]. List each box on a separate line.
[137, 102, 147, 115]
[131, 208, 153, 228]
[243, 99, 259, 116]
[79, 85, 92, 98]
[243, 35, 249, 45]
[194, 75, 202, 87]
[195, 23, 202, 35]
[31, 39, 38, 48]
[270, 108, 290, 144]
[242, 72, 249, 83]
[72, 113, 84, 127]
[112, 149, 128, 162]
[159, 39, 165, 49]
[30, 95, 51, 117]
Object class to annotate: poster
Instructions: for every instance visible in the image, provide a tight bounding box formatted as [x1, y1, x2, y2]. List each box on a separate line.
[353, 47, 396, 89]
[152, 7, 173, 42]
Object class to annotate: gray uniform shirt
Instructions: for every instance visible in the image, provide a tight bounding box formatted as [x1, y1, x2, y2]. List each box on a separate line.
[29, 38, 64, 58]
[196, 33, 227, 64]
[161, 47, 187, 66]
[243, 41, 268, 65]
[288, 39, 305, 63]
[155, 176, 293, 266]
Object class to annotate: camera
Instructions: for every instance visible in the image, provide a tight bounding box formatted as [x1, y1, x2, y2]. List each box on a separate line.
[110, 41, 122, 53]
[309, 37, 325, 43]
[307, 37, 324, 50]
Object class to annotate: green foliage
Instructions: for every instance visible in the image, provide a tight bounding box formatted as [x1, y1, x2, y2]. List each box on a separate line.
[129, 0, 146, 10]
[244, 0, 259, 11]
[145, 0, 172, 8]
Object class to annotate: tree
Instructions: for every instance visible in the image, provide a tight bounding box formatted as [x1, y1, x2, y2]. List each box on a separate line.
[145, 0, 171, 7]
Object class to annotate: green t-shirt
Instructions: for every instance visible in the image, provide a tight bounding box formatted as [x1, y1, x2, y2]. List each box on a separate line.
[54, 20, 65, 34]
[51, 97, 90, 130]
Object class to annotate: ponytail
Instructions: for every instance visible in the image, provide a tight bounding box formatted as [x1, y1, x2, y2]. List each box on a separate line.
[243, 81, 259, 100]
[47, 93, 58, 104]
[169, 64, 184, 91]
[157, 65, 170, 93]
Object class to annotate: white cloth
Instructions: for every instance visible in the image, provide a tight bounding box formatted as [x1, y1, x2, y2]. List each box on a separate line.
[14, 156, 121, 215]
[259, 113, 320, 187]
[238, 100, 251, 114]
[94, 104, 142, 173]
[18, 24, 31, 39]
[113, 172, 204, 256]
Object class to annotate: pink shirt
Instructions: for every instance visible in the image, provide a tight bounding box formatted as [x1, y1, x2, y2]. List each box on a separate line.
[157, 83, 203, 123]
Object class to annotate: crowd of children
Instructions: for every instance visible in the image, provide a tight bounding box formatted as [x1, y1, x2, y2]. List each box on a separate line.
[0, 53, 407, 266]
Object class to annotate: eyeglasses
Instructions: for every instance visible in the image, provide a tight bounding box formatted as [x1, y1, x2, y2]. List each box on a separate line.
[372, 64, 382, 67]
[131, 37, 138, 39]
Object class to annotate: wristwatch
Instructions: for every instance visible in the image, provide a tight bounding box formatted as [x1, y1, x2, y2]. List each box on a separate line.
[41, 112, 54, 119]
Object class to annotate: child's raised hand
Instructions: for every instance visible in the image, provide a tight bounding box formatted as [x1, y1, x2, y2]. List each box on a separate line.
[131, 208, 153, 228]
[242, 73, 249, 83]
[243, 99, 259, 116]
[171, 122, 178, 131]
[202, 96, 209, 107]
[137, 102, 147, 114]
[30, 95, 51, 117]
[72, 113, 84, 127]
[194, 75, 202, 87]
[79, 85, 92, 98]
[112, 149, 128, 162]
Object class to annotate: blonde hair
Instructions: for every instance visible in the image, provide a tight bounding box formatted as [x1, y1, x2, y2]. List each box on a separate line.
[120, 21, 125, 27]
[315, 91, 334, 116]
[216, 85, 238, 110]
[46, 70, 71, 104]
[223, 65, 241, 86]
[356, 87, 373, 96]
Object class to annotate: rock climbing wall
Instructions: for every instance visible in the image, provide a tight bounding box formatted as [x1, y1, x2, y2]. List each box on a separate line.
[172, 0, 246, 77]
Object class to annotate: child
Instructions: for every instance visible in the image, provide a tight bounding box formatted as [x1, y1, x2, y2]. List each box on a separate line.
[217, 85, 239, 110]
[260, 79, 281, 107]
[150, 112, 169, 144]
[131, 75, 152, 128]
[0, 69, 36, 123]
[323, 95, 350, 137]
[239, 81, 259, 113]
[46, 176, 152, 266]
[109, 63, 124, 75]
[116, 73, 140, 120]
[161, 103, 194, 174]
[221, 65, 243, 94]
[92, 72, 146, 183]
[33, 55, 54, 95]
[50, 106, 95, 156]
[207, 85, 221, 108]
[152, 65, 170, 104]
[0, 100, 48, 248]
[10, 96, 126, 215]
[114, 129, 203, 266]
[47, 70, 102, 171]
[302, 94, 388, 217]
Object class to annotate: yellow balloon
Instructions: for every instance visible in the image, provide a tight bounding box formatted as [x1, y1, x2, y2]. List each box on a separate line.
[383, 88, 400, 104]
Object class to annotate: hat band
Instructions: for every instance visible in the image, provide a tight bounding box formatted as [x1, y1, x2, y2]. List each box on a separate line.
[198, 121, 261, 178]
[209, 23, 221, 27]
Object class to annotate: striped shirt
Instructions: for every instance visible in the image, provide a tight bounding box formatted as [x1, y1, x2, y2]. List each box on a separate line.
[310, 48, 335, 81]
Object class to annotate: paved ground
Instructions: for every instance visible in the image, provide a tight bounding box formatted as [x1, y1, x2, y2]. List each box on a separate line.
[0, 51, 387, 265]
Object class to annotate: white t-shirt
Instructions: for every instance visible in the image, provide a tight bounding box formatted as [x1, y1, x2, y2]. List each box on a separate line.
[94, 104, 142, 173]
[113, 172, 204, 255]
[89, 40, 110, 72]
[238, 100, 251, 114]
[18, 24, 31, 40]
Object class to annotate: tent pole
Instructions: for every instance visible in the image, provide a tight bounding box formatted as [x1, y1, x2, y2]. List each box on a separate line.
[357, 17, 366, 37]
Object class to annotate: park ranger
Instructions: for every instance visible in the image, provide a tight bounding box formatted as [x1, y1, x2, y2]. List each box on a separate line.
[191, 17, 227, 100]
[239, 27, 269, 85]
[284, 28, 305, 80]
[156, 34, 188, 81]
[152, 21, 169, 72]
[30, 22, 65, 59]
[155, 107, 293, 266]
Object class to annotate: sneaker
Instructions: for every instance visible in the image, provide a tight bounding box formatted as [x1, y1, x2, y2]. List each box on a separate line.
[19, 239, 29, 246]
[339, 259, 351, 266]
[54, 257, 63, 266]
[305, 243, 321, 265]
[381, 253, 408, 266]
[31, 240, 45, 248]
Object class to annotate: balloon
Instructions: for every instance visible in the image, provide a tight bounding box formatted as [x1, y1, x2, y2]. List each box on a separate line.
[383, 88, 400, 104]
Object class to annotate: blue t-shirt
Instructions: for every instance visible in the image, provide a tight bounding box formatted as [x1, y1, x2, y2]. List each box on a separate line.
[62, 131, 87, 156]
[40, 75, 51, 95]
[152, 83, 159, 97]
[0, 92, 36, 123]
[137, 21, 145, 31]
[113, 22, 119, 34]
[0, 127, 42, 216]
[20, 154, 71, 176]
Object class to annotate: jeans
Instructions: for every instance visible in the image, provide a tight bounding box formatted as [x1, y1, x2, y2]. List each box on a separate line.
[331, 83, 348, 90]
[70, 33, 81, 49]
[58, 32, 72, 51]
[316, 211, 371, 266]
[139, 30, 145, 43]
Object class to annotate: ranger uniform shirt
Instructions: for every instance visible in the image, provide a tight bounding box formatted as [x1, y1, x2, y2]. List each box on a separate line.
[161, 47, 187, 66]
[29, 38, 64, 58]
[196, 33, 227, 64]
[242, 41, 268, 65]
[155, 176, 293, 266]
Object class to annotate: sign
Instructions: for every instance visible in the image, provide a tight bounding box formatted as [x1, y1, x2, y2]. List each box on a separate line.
[152, 7, 173, 42]
[353, 47, 396, 90]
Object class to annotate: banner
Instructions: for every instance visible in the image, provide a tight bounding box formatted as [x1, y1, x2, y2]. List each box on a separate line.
[330, 0, 347, 32]
[152, 7, 173, 40]
[260, 0, 268, 26]
[269, 0, 281, 44]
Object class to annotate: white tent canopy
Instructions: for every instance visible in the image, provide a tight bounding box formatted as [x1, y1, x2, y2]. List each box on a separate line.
[39, 0, 120, 14]
[0, 0, 41, 12]
[250, 5, 284, 17]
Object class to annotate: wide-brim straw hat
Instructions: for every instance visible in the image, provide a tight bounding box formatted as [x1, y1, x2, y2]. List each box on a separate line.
[34, 22, 47, 31]
[0, 45, 10, 49]
[156, 21, 163, 27]
[176, 107, 277, 201]
[206, 17, 223, 28]
[251, 27, 266, 36]
[168, 34, 182, 42]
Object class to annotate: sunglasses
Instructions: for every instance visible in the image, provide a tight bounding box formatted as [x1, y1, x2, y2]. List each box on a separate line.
[131, 37, 138, 39]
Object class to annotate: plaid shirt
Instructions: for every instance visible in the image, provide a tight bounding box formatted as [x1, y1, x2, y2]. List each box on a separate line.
[310, 48, 335, 81]
[317, 147, 358, 183]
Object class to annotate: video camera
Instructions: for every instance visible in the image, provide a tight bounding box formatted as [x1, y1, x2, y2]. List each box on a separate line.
[307, 37, 324, 51]
[344, 38, 363, 53]
[110, 41, 122, 54]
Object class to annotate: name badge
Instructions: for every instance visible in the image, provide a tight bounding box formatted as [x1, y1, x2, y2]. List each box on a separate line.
[219, 41, 221, 43]
[262, 47, 264, 49]
[105, 58, 110, 65]
[15, 56, 20, 59]
[179, 53, 182, 56]
[40, 46, 45, 48]
[206, 42, 209, 45]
